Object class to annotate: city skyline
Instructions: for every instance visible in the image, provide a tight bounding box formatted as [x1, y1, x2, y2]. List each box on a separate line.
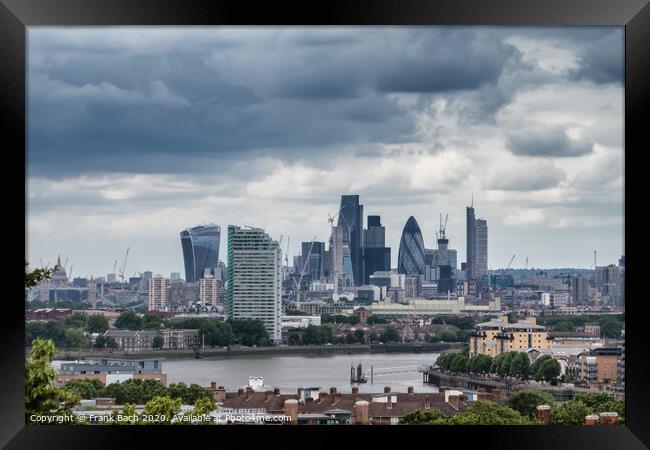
[26, 27, 624, 276]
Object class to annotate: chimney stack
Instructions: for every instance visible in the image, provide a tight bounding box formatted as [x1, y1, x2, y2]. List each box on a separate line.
[265, 390, 274, 401]
[355, 400, 369, 425]
[599, 412, 619, 425]
[384, 386, 391, 393]
[585, 415, 600, 425]
[297, 387, 304, 402]
[274, 387, 280, 396]
[319, 392, 327, 402]
[210, 381, 217, 389]
[387, 393, 393, 409]
[245, 387, 254, 399]
[284, 399, 298, 425]
[330, 387, 337, 395]
[237, 388, 244, 397]
[536, 405, 551, 425]
[407, 386, 414, 394]
[352, 386, 359, 402]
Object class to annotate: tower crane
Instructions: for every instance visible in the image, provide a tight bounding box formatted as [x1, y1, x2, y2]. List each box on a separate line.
[293, 236, 317, 309]
[113, 260, 118, 276]
[119, 247, 130, 284]
[502, 254, 516, 275]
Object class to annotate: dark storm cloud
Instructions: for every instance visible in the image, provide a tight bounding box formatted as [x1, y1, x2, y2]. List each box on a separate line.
[505, 126, 594, 158]
[27, 27, 622, 178]
[571, 30, 624, 84]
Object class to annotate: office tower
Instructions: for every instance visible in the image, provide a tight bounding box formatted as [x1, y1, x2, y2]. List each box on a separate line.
[106, 273, 117, 283]
[337, 195, 363, 286]
[572, 275, 589, 303]
[475, 219, 488, 279]
[148, 275, 170, 311]
[448, 249, 458, 270]
[180, 224, 221, 283]
[466, 205, 477, 281]
[227, 225, 282, 344]
[301, 241, 325, 281]
[362, 215, 391, 284]
[198, 275, 220, 306]
[329, 225, 344, 292]
[397, 216, 426, 275]
[596, 264, 620, 305]
[170, 272, 181, 282]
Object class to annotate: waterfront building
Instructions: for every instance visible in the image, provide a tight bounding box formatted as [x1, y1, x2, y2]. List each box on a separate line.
[337, 195, 364, 286]
[370, 296, 501, 316]
[397, 216, 426, 276]
[577, 347, 622, 385]
[198, 275, 220, 306]
[180, 224, 221, 283]
[468, 316, 550, 357]
[227, 225, 283, 344]
[148, 275, 170, 311]
[57, 357, 167, 386]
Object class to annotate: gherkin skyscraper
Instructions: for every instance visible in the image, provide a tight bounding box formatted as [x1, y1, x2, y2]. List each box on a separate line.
[397, 216, 426, 275]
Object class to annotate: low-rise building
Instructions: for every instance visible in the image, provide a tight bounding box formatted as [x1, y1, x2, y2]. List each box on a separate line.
[57, 357, 167, 386]
[469, 316, 551, 357]
[161, 329, 200, 350]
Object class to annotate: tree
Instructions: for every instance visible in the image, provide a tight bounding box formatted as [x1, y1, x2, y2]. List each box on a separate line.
[142, 396, 182, 424]
[86, 315, 109, 333]
[94, 335, 106, 348]
[345, 332, 357, 344]
[573, 392, 624, 423]
[354, 329, 365, 344]
[287, 334, 302, 345]
[550, 400, 592, 425]
[552, 321, 575, 332]
[64, 379, 105, 399]
[142, 313, 164, 330]
[446, 400, 542, 425]
[531, 355, 560, 384]
[474, 354, 493, 376]
[228, 319, 270, 346]
[510, 352, 531, 380]
[380, 326, 400, 343]
[64, 328, 88, 348]
[507, 390, 554, 419]
[25, 339, 80, 423]
[25, 262, 57, 288]
[152, 335, 164, 349]
[111, 403, 138, 425]
[106, 336, 118, 349]
[437, 330, 457, 342]
[368, 332, 379, 343]
[114, 311, 144, 330]
[399, 409, 447, 424]
[193, 396, 216, 415]
[497, 352, 515, 379]
[64, 312, 87, 329]
[450, 353, 469, 373]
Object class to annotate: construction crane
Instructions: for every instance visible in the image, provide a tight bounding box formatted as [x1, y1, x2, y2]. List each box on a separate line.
[119, 247, 130, 284]
[293, 236, 317, 309]
[69, 265, 73, 280]
[113, 260, 118, 276]
[502, 254, 516, 274]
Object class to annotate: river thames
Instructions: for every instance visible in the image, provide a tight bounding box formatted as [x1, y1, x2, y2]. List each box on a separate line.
[163, 352, 440, 394]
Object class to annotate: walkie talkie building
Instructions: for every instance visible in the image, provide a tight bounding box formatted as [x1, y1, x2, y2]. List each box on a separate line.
[180, 224, 221, 283]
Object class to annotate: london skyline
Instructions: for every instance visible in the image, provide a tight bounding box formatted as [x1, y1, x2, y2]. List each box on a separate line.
[26, 27, 624, 277]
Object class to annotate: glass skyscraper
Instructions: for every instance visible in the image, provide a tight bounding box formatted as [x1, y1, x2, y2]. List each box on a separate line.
[337, 195, 363, 286]
[180, 224, 221, 283]
[362, 215, 391, 284]
[398, 216, 426, 276]
[227, 225, 282, 344]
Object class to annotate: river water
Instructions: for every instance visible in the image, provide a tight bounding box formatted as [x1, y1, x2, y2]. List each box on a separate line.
[162, 353, 440, 394]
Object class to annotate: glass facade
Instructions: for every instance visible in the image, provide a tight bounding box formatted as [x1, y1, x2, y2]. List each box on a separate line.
[180, 224, 221, 283]
[337, 195, 363, 286]
[397, 216, 426, 276]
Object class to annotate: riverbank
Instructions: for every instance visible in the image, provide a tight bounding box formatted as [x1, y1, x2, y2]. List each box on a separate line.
[52, 342, 463, 361]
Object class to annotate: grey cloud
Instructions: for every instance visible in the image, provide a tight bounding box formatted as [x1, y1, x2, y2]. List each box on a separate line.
[487, 162, 566, 191]
[506, 126, 594, 158]
[571, 30, 624, 84]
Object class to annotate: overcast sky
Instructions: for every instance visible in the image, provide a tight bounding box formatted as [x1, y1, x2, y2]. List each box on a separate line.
[26, 27, 624, 278]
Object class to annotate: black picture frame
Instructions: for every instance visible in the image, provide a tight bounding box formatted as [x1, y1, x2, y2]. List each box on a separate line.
[3, 0, 648, 448]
